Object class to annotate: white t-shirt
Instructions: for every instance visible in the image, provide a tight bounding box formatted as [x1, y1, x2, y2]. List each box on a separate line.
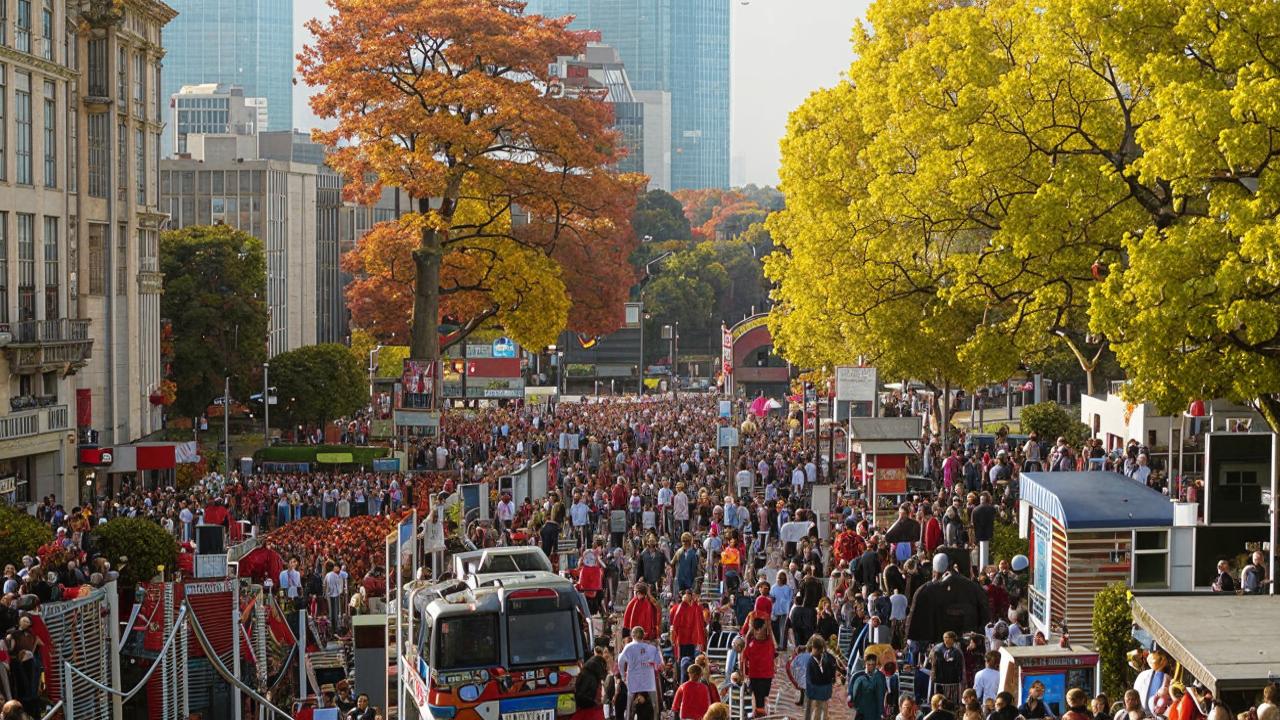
[791, 468, 805, 489]
[618, 641, 663, 693]
[779, 521, 813, 544]
[973, 667, 1001, 705]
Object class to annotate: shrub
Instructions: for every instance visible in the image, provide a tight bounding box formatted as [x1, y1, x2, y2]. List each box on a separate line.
[0, 504, 52, 569]
[990, 520, 1029, 566]
[92, 518, 179, 589]
[1092, 581, 1137, 697]
[1019, 401, 1090, 446]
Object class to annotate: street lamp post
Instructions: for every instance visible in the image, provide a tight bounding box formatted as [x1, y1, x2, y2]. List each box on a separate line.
[368, 345, 384, 401]
[263, 362, 270, 447]
[638, 312, 645, 396]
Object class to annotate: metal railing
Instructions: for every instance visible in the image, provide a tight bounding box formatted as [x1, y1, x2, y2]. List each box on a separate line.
[0, 404, 70, 441]
[11, 318, 92, 343]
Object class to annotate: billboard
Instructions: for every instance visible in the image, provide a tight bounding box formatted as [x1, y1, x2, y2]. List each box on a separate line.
[401, 360, 434, 409]
[836, 366, 877, 402]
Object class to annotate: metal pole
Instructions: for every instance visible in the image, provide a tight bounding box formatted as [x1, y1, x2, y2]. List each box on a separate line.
[232, 564, 243, 720]
[225, 376, 231, 478]
[298, 608, 307, 701]
[263, 363, 270, 448]
[638, 308, 645, 396]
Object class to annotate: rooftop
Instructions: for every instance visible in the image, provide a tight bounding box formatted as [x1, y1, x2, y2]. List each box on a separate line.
[1131, 595, 1280, 696]
[1020, 471, 1175, 530]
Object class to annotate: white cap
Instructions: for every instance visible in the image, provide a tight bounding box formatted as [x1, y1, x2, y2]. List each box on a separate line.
[933, 553, 950, 574]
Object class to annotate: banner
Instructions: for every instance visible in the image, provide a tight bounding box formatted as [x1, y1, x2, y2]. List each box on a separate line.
[721, 325, 734, 375]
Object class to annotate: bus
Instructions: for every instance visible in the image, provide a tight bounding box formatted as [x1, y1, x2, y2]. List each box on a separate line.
[400, 571, 594, 720]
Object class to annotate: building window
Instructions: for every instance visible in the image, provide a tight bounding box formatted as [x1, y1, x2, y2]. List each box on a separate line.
[1133, 530, 1170, 589]
[65, 19, 77, 69]
[43, 80, 55, 187]
[0, 213, 8, 324]
[117, 46, 126, 101]
[0, 64, 7, 181]
[117, 121, 126, 200]
[40, 0, 52, 60]
[1, 0, 7, 47]
[17, 214, 35, 322]
[87, 224, 104, 295]
[87, 113, 107, 197]
[152, 65, 160, 122]
[87, 38, 107, 97]
[43, 216, 57, 318]
[16, 0, 31, 54]
[67, 86, 76, 192]
[116, 223, 127, 295]
[135, 128, 144, 204]
[16, 71, 32, 185]
[133, 52, 144, 118]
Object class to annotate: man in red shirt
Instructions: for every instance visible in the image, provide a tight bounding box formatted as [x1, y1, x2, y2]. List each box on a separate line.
[622, 583, 661, 642]
[672, 664, 714, 720]
[670, 589, 707, 681]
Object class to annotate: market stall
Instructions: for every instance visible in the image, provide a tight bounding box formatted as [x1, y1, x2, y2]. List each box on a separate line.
[1130, 595, 1280, 710]
[1018, 472, 1175, 642]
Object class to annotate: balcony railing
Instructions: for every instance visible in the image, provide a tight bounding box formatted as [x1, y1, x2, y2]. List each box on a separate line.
[10, 319, 92, 344]
[1, 319, 93, 374]
[0, 404, 70, 442]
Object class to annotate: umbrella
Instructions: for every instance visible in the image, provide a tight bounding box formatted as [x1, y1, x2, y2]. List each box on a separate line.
[750, 396, 769, 417]
[765, 398, 783, 410]
[238, 546, 285, 584]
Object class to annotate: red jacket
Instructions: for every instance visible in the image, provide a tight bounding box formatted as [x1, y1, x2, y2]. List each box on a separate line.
[672, 680, 714, 720]
[670, 600, 706, 649]
[577, 564, 603, 594]
[743, 635, 777, 679]
[922, 517, 943, 554]
[623, 595, 661, 641]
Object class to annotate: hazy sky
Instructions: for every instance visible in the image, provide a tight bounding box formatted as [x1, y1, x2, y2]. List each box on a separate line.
[291, 0, 873, 188]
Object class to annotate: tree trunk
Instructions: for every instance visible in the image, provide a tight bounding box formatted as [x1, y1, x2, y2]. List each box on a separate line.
[411, 193, 443, 409]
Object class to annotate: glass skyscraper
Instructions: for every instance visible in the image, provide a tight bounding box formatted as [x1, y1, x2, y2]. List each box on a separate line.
[526, 0, 730, 189]
[161, 0, 294, 137]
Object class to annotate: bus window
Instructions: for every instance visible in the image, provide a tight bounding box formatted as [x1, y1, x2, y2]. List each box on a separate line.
[435, 614, 500, 669]
[415, 609, 431, 667]
[507, 610, 579, 666]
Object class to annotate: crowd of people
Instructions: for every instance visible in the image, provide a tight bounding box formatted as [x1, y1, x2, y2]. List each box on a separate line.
[3, 392, 1278, 720]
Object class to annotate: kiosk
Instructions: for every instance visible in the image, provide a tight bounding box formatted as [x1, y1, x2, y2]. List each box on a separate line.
[999, 645, 1101, 715]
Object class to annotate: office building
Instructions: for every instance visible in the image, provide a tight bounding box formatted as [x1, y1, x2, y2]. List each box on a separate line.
[525, 0, 729, 189]
[169, 83, 264, 154]
[1, 0, 176, 504]
[160, 0, 293, 133]
[554, 40, 647, 178]
[161, 136, 319, 357]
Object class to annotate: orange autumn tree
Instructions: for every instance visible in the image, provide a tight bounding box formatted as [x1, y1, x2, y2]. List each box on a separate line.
[301, 0, 643, 361]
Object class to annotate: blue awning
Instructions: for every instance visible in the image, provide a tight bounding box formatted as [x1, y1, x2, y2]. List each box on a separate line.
[1019, 471, 1175, 530]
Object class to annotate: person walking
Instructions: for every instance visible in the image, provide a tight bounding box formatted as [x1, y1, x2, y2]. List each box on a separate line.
[805, 635, 838, 720]
[617, 628, 664, 720]
[849, 652, 889, 720]
[743, 618, 777, 717]
[770, 571, 794, 650]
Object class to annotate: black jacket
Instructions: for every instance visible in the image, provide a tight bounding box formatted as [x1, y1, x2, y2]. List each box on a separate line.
[971, 504, 997, 543]
[905, 572, 990, 643]
[575, 655, 609, 709]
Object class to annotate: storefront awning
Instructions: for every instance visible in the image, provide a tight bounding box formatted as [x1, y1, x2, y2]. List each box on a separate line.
[1020, 471, 1174, 530]
[1131, 595, 1280, 696]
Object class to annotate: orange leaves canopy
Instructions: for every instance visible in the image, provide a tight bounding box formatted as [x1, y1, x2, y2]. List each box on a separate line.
[300, 0, 642, 349]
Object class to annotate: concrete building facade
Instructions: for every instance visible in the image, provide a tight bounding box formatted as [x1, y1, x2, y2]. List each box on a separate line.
[1, 0, 175, 505]
[161, 137, 319, 357]
[169, 82, 264, 155]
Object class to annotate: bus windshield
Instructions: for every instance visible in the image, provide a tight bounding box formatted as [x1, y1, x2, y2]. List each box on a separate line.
[507, 609, 580, 666]
[435, 614, 500, 669]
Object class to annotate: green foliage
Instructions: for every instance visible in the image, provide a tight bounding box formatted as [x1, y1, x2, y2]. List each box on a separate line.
[1020, 402, 1090, 447]
[271, 343, 367, 428]
[632, 189, 691, 243]
[990, 521, 1028, 568]
[160, 225, 268, 419]
[92, 518, 178, 588]
[1092, 582, 1137, 698]
[0, 504, 53, 569]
